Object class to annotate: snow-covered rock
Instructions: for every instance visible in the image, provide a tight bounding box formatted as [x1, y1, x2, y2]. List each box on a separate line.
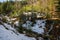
[22, 20, 46, 34]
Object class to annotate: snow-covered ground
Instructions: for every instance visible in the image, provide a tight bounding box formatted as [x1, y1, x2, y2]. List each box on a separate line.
[22, 20, 46, 34]
[0, 16, 46, 40]
[0, 23, 36, 40]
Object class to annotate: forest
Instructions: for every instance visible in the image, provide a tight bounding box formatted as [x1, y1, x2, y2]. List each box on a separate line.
[0, 0, 60, 40]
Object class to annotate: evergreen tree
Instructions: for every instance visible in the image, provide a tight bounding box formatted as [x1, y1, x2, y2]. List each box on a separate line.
[55, 0, 60, 18]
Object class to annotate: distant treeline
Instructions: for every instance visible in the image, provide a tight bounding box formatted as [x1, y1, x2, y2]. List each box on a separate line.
[0, 0, 60, 18]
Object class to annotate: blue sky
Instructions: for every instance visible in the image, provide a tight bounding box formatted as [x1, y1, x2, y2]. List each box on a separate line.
[0, 0, 6, 2]
[0, 0, 23, 2]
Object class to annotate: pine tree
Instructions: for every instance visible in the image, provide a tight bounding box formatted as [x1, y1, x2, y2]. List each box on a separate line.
[55, 0, 60, 18]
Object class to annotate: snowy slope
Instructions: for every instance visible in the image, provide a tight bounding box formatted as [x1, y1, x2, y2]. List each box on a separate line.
[0, 24, 36, 40]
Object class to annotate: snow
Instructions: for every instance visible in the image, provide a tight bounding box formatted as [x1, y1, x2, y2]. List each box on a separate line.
[5, 16, 11, 21]
[0, 23, 36, 40]
[38, 37, 44, 40]
[11, 18, 17, 20]
[5, 16, 19, 26]
[22, 21, 32, 29]
[22, 20, 46, 34]
[32, 27, 44, 34]
[14, 21, 19, 26]
[0, 18, 46, 40]
[32, 20, 46, 34]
